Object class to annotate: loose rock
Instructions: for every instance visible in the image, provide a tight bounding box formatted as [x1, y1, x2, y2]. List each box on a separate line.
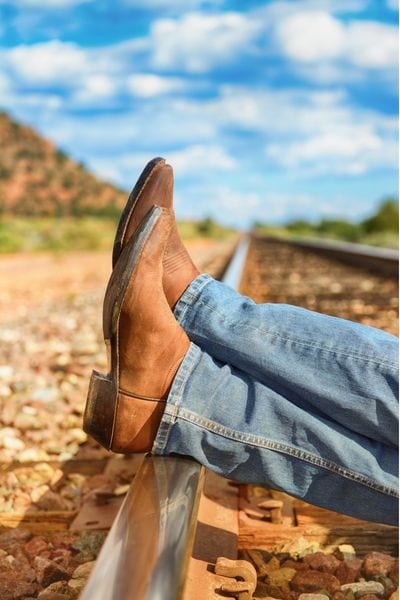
[341, 582, 385, 597]
[303, 552, 341, 574]
[292, 570, 341, 594]
[34, 556, 70, 587]
[362, 553, 396, 579]
[336, 560, 363, 585]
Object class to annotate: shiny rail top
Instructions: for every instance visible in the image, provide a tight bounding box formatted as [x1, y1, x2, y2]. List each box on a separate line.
[81, 456, 204, 600]
[81, 235, 249, 600]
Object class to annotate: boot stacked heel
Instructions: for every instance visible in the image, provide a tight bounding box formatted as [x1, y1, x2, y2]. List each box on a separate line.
[83, 370, 117, 450]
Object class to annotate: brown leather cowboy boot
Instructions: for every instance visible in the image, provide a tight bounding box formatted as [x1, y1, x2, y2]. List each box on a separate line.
[113, 158, 199, 308]
[83, 206, 190, 453]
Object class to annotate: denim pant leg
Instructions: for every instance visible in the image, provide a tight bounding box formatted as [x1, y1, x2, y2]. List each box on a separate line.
[152, 343, 398, 525]
[172, 275, 399, 448]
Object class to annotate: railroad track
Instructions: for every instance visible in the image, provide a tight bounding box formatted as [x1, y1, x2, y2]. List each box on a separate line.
[0, 234, 397, 599]
[82, 234, 398, 599]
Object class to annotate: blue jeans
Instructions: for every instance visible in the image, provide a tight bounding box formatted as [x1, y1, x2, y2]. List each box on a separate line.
[152, 275, 399, 525]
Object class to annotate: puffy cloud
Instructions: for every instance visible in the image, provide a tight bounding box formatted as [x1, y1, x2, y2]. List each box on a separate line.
[73, 74, 117, 103]
[149, 12, 261, 72]
[346, 21, 398, 68]
[275, 11, 397, 70]
[127, 74, 186, 97]
[168, 144, 237, 174]
[6, 40, 89, 85]
[266, 126, 396, 176]
[275, 12, 344, 62]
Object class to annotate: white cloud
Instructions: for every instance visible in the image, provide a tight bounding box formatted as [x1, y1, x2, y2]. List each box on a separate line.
[127, 74, 186, 97]
[275, 12, 344, 62]
[150, 12, 261, 72]
[275, 11, 397, 70]
[265, 126, 395, 176]
[346, 21, 398, 68]
[7, 40, 89, 85]
[73, 74, 117, 103]
[168, 144, 237, 174]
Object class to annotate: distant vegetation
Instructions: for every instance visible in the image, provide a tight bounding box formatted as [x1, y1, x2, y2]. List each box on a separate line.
[255, 198, 398, 249]
[0, 111, 126, 218]
[0, 110, 234, 253]
[0, 216, 235, 253]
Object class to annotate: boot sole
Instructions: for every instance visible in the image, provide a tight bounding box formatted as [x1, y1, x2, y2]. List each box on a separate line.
[112, 157, 165, 269]
[83, 206, 163, 450]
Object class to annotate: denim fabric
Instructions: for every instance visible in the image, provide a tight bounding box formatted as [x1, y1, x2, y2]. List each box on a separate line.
[152, 275, 399, 525]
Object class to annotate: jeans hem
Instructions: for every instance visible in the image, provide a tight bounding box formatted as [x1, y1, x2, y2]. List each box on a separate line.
[173, 274, 213, 327]
[152, 342, 201, 455]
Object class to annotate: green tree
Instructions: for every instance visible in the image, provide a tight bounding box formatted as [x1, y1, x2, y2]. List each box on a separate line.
[362, 198, 398, 233]
[316, 219, 361, 242]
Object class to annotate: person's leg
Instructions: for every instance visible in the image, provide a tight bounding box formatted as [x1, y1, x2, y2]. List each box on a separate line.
[152, 342, 398, 526]
[173, 275, 399, 448]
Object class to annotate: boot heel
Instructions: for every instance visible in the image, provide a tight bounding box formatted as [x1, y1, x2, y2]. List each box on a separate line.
[83, 370, 117, 450]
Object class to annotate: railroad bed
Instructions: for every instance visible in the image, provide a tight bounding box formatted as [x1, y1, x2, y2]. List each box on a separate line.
[0, 234, 398, 599]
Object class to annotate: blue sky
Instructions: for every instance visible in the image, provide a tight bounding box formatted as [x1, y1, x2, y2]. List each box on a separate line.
[0, 0, 397, 226]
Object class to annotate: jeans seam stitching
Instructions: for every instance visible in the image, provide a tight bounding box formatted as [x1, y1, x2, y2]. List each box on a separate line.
[175, 408, 399, 497]
[190, 298, 398, 370]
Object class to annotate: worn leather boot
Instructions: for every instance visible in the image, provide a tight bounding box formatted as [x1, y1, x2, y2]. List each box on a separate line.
[113, 157, 199, 307]
[84, 206, 190, 453]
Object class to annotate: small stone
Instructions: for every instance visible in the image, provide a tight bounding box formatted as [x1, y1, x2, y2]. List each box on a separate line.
[264, 557, 282, 572]
[19, 448, 50, 462]
[0, 365, 14, 380]
[38, 580, 72, 599]
[2, 435, 25, 450]
[341, 582, 385, 597]
[336, 560, 363, 585]
[14, 413, 40, 430]
[298, 595, 329, 600]
[30, 484, 50, 503]
[24, 536, 50, 558]
[282, 559, 308, 571]
[13, 493, 32, 511]
[266, 568, 297, 590]
[34, 556, 70, 586]
[292, 570, 341, 594]
[0, 557, 37, 600]
[71, 561, 95, 579]
[373, 576, 396, 597]
[33, 490, 71, 511]
[303, 552, 341, 573]
[69, 428, 87, 444]
[281, 537, 321, 559]
[71, 531, 106, 562]
[0, 528, 31, 553]
[31, 387, 60, 403]
[362, 553, 396, 579]
[68, 577, 86, 595]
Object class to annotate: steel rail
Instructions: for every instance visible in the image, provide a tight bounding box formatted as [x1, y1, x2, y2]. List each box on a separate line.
[81, 235, 250, 600]
[259, 235, 399, 278]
